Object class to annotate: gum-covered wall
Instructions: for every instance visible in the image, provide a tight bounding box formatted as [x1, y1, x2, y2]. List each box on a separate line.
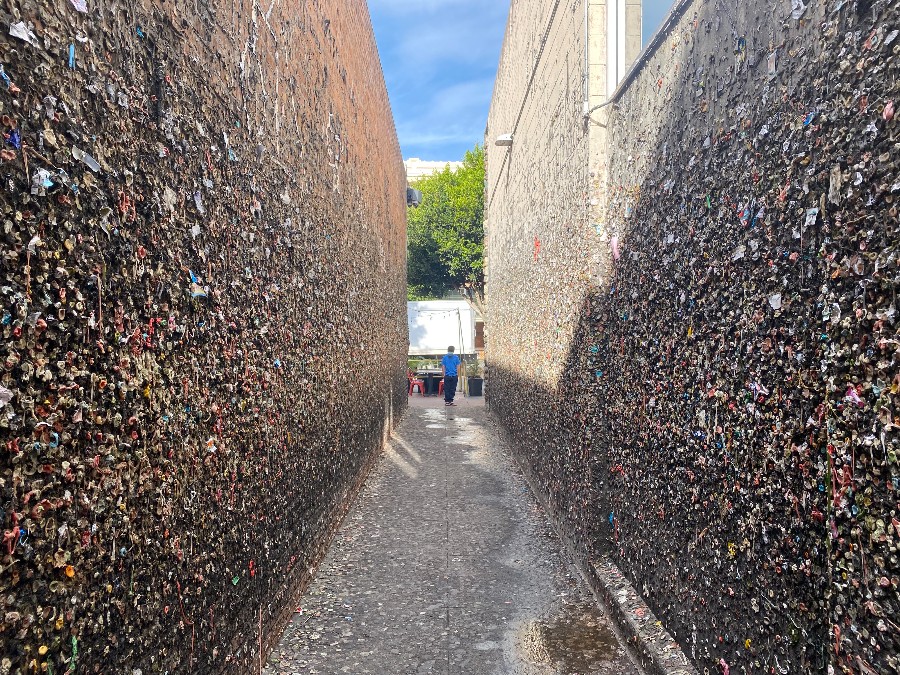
[487, 0, 900, 673]
[0, 0, 407, 672]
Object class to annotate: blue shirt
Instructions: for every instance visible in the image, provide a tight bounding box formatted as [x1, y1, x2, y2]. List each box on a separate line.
[441, 354, 461, 377]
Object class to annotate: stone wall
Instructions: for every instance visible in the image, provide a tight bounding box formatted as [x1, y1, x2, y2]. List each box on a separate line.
[0, 0, 407, 672]
[487, 0, 900, 673]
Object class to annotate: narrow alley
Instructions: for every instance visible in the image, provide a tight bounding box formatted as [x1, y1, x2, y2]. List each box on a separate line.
[2, 0, 897, 672]
[263, 398, 640, 675]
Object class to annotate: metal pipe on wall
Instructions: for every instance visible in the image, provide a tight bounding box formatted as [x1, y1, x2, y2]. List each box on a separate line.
[617, 0, 626, 85]
[583, 0, 589, 115]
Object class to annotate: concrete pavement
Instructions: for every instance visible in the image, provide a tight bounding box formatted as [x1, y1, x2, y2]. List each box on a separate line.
[263, 395, 641, 675]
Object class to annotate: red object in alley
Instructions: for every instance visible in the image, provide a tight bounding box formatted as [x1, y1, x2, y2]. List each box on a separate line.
[408, 376, 426, 395]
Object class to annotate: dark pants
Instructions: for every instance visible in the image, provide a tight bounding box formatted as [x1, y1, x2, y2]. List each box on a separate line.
[444, 376, 458, 402]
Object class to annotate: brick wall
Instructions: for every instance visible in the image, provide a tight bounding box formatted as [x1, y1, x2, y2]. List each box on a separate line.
[0, 0, 407, 672]
[487, 0, 900, 673]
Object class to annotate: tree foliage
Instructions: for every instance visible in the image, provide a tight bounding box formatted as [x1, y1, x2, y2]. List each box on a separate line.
[407, 145, 485, 311]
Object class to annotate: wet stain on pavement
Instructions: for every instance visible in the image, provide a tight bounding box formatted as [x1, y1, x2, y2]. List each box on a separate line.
[518, 603, 623, 674]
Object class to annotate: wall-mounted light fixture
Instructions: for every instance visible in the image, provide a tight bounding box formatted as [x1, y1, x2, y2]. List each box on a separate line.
[495, 134, 513, 147]
[407, 187, 422, 208]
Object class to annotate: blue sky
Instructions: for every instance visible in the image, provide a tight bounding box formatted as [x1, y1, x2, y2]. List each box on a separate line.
[369, 0, 674, 162]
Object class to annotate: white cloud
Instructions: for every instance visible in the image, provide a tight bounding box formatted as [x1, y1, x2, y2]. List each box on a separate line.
[374, 1, 509, 77]
[395, 129, 475, 147]
[429, 78, 495, 117]
[394, 77, 494, 155]
[369, 0, 509, 157]
[369, 0, 501, 14]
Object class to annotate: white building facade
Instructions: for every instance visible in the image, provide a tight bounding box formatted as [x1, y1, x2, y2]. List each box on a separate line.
[404, 158, 464, 183]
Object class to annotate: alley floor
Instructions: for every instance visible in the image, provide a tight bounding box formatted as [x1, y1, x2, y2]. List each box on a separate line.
[263, 395, 641, 675]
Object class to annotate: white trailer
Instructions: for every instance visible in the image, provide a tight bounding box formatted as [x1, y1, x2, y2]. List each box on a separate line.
[407, 301, 476, 356]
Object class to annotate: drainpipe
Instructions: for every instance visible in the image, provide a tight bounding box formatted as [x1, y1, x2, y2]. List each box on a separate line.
[583, 0, 616, 120]
[584, 98, 616, 119]
[582, 0, 589, 117]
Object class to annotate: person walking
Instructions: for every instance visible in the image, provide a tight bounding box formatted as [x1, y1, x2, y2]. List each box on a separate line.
[441, 346, 462, 406]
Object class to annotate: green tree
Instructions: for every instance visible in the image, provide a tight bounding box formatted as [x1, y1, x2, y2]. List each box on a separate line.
[407, 145, 485, 313]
